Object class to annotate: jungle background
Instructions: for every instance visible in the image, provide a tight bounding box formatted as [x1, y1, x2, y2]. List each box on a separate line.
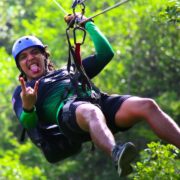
[0, 0, 179, 179]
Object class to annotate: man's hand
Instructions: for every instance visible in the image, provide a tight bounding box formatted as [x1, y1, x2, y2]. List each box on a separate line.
[64, 13, 88, 27]
[19, 77, 39, 111]
[64, 14, 75, 25]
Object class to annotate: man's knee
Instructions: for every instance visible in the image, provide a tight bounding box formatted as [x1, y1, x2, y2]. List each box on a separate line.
[114, 97, 161, 127]
[141, 98, 158, 110]
[76, 103, 104, 131]
[117, 97, 159, 119]
[137, 98, 159, 117]
[76, 104, 101, 119]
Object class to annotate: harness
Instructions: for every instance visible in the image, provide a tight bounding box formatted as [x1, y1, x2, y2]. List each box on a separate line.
[51, 0, 129, 99]
[66, 20, 92, 93]
[63, 3, 102, 105]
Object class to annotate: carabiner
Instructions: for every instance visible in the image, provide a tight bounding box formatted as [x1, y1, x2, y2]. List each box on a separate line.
[72, 0, 86, 9]
[73, 26, 86, 45]
[72, 1, 85, 20]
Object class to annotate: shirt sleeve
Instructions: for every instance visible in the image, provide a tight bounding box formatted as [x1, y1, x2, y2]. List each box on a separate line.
[82, 21, 114, 79]
[19, 110, 38, 129]
[12, 86, 38, 129]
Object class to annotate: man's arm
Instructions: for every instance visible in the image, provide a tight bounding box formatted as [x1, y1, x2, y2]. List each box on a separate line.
[19, 110, 38, 129]
[12, 84, 38, 129]
[82, 21, 114, 79]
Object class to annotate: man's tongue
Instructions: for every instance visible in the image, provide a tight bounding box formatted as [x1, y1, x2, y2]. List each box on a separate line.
[30, 64, 40, 73]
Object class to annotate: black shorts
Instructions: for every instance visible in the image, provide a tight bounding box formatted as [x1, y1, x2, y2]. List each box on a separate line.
[58, 93, 131, 143]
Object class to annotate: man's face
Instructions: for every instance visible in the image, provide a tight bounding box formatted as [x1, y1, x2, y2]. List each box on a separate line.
[18, 47, 46, 81]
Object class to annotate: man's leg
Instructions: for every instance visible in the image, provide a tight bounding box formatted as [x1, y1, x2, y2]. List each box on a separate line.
[76, 103, 116, 156]
[75, 103, 137, 176]
[115, 97, 180, 148]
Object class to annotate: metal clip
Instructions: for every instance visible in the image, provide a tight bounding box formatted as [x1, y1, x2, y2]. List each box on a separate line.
[73, 26, 86, 45]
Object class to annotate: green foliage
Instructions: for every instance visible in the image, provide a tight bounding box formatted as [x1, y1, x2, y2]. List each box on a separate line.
[0, 154, 45, 180]
[0, 0, 179, 179]
[0, 47, 18, 147]
[94, 0, 180, 98]
[156, 91, 180, 120]
[0, 140, 46, 180]
[158, 0, 180, 24]
[132, 142, 180, 180]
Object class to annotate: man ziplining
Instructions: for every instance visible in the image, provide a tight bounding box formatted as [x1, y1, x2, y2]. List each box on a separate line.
[11, 1, 180, 178]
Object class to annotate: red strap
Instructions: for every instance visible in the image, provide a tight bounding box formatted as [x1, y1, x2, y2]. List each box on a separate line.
[75, 43, 82, 65]
[75, 42, 87, 89]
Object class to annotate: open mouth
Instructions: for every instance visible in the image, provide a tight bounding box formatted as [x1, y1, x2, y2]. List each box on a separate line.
[29, 63, 40, 73]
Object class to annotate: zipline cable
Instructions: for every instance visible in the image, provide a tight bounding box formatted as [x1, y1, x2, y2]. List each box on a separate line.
[79, 0, 129, 25]
[52, 0, 68, 15]
[52, 0, 130, 22]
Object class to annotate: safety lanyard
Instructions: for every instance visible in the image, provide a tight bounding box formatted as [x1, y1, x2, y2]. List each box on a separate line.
[66, 22, 92, 92]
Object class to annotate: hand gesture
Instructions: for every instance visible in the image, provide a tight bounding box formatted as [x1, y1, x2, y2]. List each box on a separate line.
[19, 77, 39, 111]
